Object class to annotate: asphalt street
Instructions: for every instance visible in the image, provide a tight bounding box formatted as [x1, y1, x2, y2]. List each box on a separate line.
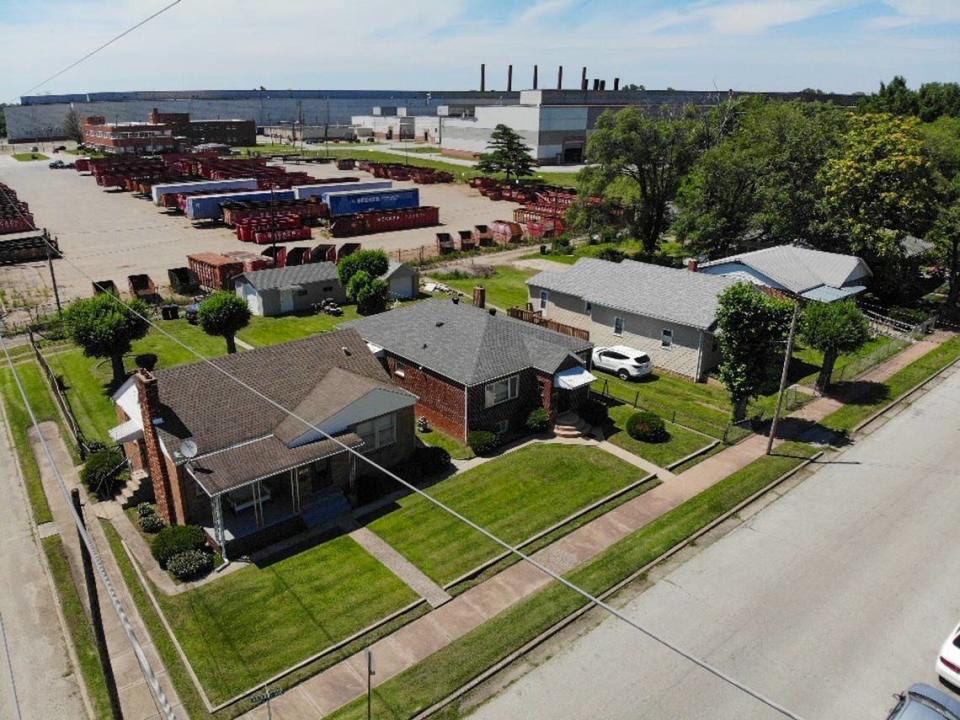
[0, 408, 85, 719]
[471, 365, 960, 720]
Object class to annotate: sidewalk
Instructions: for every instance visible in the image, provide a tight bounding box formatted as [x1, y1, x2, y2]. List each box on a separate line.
[241, 331, 952, 719]
[30, 421, 184, 720]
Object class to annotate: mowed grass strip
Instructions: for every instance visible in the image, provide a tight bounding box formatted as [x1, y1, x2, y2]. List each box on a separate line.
[417, 427, 475, 460]
[822, 334, 960, 432]
[606, 404, 714, 468]
[238, 306, 360, 346]
[0, 362, 60, 524]
[150, 534, 418, 704]
[428, 266, 538, 311]
[368, 444, 642, 586]
[326, 441, 818, 720]
[41, 535, 114, 718]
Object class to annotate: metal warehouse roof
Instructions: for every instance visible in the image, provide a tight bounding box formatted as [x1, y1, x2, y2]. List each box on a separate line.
[345, 299, 592, 386]
[237, 262, 340, 292]
[528, 258, 736, 331]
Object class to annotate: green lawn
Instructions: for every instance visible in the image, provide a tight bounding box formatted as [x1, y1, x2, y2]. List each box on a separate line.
[428, 267, 537, 311]
[605, 404, 715, 468]
[42, 536, 114, 718]
[417, 428, 474, 460]
[237, 305, 360, 345]
[822, 334, 960, 432]
[0, 362, 59, 524]
[13, 152, 48, 161]
[146, 534, 418, 704]
[368, 444, 644, 586]
[326, 441, 817, 720]
[522, 239, 648, 265]
[793, 335, 908, 387]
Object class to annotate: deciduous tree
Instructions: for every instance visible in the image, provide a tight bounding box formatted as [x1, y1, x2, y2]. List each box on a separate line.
[346, 270, 389, 315]
[799, 300, 871, 393]
[63, 294, 150, 386]
[337, 249, 389, 287]
[198, 291, 250, 354]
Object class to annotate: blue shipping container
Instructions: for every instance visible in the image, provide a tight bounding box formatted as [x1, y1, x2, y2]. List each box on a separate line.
[325, 188, 420, 217]
[293, 181, 391, 200]
[185, 189, 295, 220]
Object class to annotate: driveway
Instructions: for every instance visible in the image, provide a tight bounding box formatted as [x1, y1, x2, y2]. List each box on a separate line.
[0, 411, 85, 719]
[470, 365, 960, 720]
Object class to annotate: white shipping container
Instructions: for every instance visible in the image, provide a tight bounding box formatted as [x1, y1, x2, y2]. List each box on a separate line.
[151, 178, 260, 205]
[293, 181, 391, 200]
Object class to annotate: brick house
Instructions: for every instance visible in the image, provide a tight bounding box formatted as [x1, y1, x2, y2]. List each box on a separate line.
[527, 258, 736, 381]
[109, 329, 416, 558]
[345, 299, 595, 442]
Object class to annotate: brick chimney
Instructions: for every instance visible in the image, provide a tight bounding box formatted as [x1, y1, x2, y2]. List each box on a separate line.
[686, 257, 699, 272]
[473, 285, 486, 309]
[137, 369, 181, 525]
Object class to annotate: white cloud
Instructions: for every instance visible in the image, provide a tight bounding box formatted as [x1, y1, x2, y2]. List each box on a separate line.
[867, 0, 960, 29]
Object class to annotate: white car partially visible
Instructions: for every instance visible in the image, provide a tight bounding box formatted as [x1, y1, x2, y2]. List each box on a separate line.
[937, 622, 960, 689]
[591, 345, 653, 380]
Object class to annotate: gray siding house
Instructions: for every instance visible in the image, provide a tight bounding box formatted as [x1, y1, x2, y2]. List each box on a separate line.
[235, 263, 346, 316]
[527, 258, 736, 381]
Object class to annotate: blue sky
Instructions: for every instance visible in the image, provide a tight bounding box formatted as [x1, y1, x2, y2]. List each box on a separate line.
[1, 0, 958, 103]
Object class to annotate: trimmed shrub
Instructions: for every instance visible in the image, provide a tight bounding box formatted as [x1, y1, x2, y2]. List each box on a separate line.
[414, 445, 451, 475]
[625, 411, 669, 442]
[138, 512, 166, 534]
[596, 247, 625, 263]
[136, 502, 156, 518]
[151, 525, 207, 568]
[166, 550, 214, 581]
[579, 399, 609, 427]
[80, 448, 127, 500]
[468, 430, 499, 456]
[525, 407, 550, 433]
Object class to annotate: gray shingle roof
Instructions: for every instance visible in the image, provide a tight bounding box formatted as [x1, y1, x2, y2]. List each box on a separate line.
[699, 245, 871, 294]
[344, 299, 592, 385]
[237, 262, 340, 291]
[528, 258, 736, 331]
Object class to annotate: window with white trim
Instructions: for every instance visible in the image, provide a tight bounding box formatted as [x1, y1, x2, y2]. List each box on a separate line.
[484, 375, 520, 408]
[539, 290, 548, 310]
[356, 413, 397, 451]
[613, 316, 624, 336]
[661, 328, 674, 348]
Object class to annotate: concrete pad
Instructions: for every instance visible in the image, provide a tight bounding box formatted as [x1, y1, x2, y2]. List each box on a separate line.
[112, 645, 163, 690]
[427, 594, 490, 638]
[298, 663, 367, 716]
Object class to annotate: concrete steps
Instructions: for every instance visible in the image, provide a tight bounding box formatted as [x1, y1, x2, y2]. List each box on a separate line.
[554, 412, 589, 438]
[118, 468, 150, 509]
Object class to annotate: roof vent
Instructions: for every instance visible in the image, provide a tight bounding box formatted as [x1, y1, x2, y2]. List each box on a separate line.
[341, 346, 352, 356]
[435, 320, 444, 327]
[452, 296, 460, 304]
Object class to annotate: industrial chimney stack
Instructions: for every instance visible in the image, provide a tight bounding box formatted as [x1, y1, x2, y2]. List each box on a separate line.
[557, 65, 563, 90]
[614, 77, 620, 91]
[481, 63, 486, 92]
[581, 67, 588, 91]
[507, 64, 513, 92]
[533, 64, 538, 90]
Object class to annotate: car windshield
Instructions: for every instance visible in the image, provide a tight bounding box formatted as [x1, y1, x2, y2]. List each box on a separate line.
[900, 692, 960, 720]
[953, 633, 960, 649]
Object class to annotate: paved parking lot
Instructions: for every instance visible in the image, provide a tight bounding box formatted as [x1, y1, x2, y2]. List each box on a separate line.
[0, 154, 517, 305]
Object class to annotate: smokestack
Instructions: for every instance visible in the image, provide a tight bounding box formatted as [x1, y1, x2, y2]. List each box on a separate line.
[481, 63, 486, 92]
[581, 66, 588, 91]
[533, 65, 538, 90]
[614, 77, 620, 91]
[592, 78, 600, 91]
[557, 65, 563, 90]
[600, 79, 606, 91]
[508, 64, 513, 92]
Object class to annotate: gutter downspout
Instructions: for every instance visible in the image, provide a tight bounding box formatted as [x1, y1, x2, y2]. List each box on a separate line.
[695, 330, 704, 382]
[463, 383, 469, 443]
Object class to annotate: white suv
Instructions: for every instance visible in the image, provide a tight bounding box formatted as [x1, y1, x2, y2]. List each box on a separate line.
[592, 346, 653, 380]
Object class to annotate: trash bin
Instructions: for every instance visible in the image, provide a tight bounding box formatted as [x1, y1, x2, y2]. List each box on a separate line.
[161, 304, 180, 320]
[540, 244, 547, 255]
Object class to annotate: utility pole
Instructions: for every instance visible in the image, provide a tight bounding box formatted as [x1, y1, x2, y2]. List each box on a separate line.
[766, 301, 801, 455]
[45, 230, 63, 322]
[366, 648, 376, 720]
[71, 489, 123, 719]
[270, 185, 278, 266]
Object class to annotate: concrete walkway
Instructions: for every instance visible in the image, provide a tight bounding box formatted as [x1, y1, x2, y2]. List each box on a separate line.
[241, 332, 954, 719]
[30, 422, 184, 720]
[349, 527, 452, 608]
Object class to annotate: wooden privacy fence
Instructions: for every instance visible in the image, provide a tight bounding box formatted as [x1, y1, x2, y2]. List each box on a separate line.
[507, 307, 590, 341]
[29, 330, 92, 459]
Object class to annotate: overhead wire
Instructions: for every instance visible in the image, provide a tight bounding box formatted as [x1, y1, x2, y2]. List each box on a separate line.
[0, 181, 805, 720]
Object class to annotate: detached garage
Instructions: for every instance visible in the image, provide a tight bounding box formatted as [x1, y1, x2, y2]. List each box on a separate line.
[381, 261, 420, 300]
[234, 263, 346, 317]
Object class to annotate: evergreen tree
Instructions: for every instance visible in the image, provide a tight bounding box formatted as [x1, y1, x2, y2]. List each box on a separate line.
[476, 124, 535, 182]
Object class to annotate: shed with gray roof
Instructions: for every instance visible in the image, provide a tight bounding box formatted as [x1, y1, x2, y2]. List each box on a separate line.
[527, 258, 736, 381]
[235, 262, 346, 316]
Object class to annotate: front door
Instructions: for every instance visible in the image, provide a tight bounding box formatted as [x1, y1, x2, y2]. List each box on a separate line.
[280, 288, 295, 314]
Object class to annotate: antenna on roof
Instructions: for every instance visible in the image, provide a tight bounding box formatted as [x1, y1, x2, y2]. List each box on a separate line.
[179, 438, 198, 459]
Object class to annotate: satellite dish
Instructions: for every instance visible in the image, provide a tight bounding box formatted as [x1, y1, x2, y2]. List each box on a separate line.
[179, 439, 198, 459]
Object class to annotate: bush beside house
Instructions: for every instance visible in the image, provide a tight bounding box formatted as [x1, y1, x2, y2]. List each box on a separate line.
[151, 525, 207, 568]
[468, 430, 499, 456]
[525, 407, 550, 433]
[80, 448, 127, 500]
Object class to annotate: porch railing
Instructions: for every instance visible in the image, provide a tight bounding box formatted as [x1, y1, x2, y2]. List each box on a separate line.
[507, 307, 590, 341]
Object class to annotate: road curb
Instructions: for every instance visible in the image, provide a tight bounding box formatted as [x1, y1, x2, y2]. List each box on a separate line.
[414, 449, 823, 719]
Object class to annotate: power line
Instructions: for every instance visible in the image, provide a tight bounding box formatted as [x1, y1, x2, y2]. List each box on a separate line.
[24, 0, 185, 96]
[0, 183, 805, 719]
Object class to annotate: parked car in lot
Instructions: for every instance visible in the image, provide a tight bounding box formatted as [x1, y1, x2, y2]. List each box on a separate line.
[591, 345, 653, 380]
[48, 159, 65, 169]
[886, 683, 960, 719]
[937, 622, 960, 689]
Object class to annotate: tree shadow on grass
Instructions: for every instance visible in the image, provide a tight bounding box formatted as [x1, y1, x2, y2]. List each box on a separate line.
[827, 380, 890, 406]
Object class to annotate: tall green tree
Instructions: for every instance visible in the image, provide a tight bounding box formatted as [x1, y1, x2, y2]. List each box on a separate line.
[818, 113, 936, 283]
[337, 249, 389, 287]
[198, 291, 250, 354]
[64, 294, 151, 386]
[715, 284, 793, 421]
[921, 117, 960, 308]
[799, 300, 871, 393]
[476, 124, 535, 182]
[346, 270, 389, 315]
[579, 107, 702, 253]
[859, 76, 960, 121]
[931, 202, 960, 308]
[63, 108, 83, 143]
